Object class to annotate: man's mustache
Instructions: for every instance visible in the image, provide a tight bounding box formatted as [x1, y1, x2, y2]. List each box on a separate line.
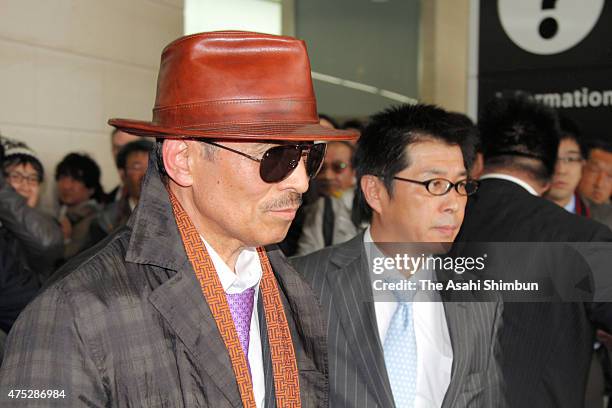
[262, 192, 303, 211]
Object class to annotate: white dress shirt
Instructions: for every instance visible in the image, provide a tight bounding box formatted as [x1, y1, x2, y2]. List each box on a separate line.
[479, 173, 539, 196]
[201, 237, 265, 408]
[563, 194, 577, 213]
[364, 228, 453, 408]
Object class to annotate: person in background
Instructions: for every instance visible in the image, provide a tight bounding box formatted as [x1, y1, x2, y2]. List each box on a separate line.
[314, 141, 355, 198]
[447, 112, 483, 179]
[297, 140, 360, 255]
[278, 116, 339, 256]
[543, 117, 612, 407]
[0, 137, 63, 281]
[544, 116, 590, 215]
[342, 118, 364, 133]
[106, 129, 142, 203]
[456, 94, 612, 408]
[3, 142, 44, 209]
[342, 118, 365, 144]
[578, 140, 612, 205]
[577, 140, 612, 230]
[55, 153, 104, 260]
[88, 139, 153, 245]
[318, 113, 339, 130]
[0, 136, 62, 347]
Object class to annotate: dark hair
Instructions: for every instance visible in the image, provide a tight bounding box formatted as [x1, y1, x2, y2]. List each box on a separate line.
[558, 115, 587, 159]
[479, 94, 560, 184]
[55, 153, 105, 202]
[353, 104, 478, 223]
[448, 112, 480, 153]
[116, 139, 154, 170]
[329, 140, 356, 155]
[154, 139, 168, 182]
[318, 113, 339, 129]
[3, 154, 44, 182]
[586, 138, 612, 157]
[342, 118, 365, 133]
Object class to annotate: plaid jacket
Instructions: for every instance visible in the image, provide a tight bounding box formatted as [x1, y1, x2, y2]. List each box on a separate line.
[0, 160, 328, 407]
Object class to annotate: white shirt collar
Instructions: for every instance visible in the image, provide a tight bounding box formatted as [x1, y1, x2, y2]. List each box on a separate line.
[363, 226, 375, 245]
[363, 226, 436, 288]
[564, 194, 577, 213]
[479, 173, 539, 196]
[200, 236, 262, 294]
[339, 188, 355, 208]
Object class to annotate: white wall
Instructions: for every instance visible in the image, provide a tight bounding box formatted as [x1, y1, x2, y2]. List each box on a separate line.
[184, 0, 281, 35]
[0, 0, 183, 213]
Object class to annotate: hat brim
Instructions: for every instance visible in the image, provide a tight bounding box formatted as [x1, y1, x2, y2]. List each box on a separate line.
[108, 118, 359, 142]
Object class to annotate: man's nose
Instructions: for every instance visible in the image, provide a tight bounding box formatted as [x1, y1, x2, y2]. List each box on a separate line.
[555, 161, 566, 175]
[441, 190, 463, 214]
[594, 170, 606, 187]
[321, 165, 335, 180]
[283, 158, 310, 194]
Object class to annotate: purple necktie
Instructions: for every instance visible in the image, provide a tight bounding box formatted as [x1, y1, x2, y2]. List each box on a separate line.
[225, 287, 256, 367]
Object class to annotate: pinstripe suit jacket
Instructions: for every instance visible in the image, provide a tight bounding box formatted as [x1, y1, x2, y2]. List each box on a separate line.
[0, 161, 328, 407]
[292, 234, 505, 408]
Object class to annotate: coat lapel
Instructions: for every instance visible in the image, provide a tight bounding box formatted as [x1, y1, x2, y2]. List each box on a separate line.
[327, 235, 395, 408]
[125, 159, 243, 407]
[148, 267, 243, 407]
[266, 247, 329, 407]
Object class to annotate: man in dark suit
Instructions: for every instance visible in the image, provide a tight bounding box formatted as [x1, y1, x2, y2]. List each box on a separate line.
[456, 95, 612, 408]
[88, 139, 154, 247]
[293, 104, 504, 407]
[104, 128, 142, 204]
[0, 31, 359, 407]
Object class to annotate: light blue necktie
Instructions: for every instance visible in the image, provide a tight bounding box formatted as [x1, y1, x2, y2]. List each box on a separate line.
[383, 301, 418, 408]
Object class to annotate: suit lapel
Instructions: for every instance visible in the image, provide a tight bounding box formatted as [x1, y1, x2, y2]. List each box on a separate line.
[437, 274, 478, 408]
[327, 236, 395, 408]
[148, 265, 243, 408]
[439, 301, 470, 408]
[266, 247, 328, 407]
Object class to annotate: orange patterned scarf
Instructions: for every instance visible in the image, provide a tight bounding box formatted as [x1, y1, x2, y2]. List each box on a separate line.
[169, 191, 301, 407]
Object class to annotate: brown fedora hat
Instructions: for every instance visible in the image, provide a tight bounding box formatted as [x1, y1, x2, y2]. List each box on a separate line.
[109, 31, 358, 142]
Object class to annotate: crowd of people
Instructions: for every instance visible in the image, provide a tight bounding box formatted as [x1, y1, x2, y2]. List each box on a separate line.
[0, 132, 154, 340]
[0, 30, 611, 407]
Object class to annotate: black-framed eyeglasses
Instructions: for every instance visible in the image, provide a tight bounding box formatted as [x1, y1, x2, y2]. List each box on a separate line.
[392, 176, 479, 196]
[6, 172, 40, 186]
[556, 156, 584, 165]
[200, 140, 327, 183]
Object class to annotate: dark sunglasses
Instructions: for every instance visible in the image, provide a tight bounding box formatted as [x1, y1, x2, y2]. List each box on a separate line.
[200, 140, 327, 183]
[320, 160, 349, 174]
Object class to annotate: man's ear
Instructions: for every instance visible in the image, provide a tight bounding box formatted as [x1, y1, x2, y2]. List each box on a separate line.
[361, 175, 386, 216]
[162, 139, 193, 187]
[538, 180, 552, 196]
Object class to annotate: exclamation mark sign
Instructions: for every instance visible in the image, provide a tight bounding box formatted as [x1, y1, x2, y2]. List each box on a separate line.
[539, 0, 559, 39]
